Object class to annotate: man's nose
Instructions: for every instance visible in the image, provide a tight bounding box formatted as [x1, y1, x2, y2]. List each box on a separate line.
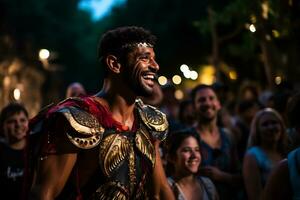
[15, 120, 22, 128]
[150, 59, 159, 71]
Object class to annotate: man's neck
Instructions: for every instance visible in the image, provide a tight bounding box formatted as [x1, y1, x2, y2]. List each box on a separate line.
[196, 121, 218, 135]
[96, 78, 137, 129]
[9, 139, 26, 150]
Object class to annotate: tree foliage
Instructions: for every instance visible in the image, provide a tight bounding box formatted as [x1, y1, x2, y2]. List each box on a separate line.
[1, 0, 300, 102]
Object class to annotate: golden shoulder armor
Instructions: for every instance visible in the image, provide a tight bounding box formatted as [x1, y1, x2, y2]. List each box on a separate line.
[136, 99, 168, 141]
[57, 106, 104, 149]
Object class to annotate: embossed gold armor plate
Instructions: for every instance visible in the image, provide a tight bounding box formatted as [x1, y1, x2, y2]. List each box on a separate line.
[99, 134, 130, 177]
[58, 107, 104, 149]
[136, 98, 168, 141]
[135, 126, 155, 167]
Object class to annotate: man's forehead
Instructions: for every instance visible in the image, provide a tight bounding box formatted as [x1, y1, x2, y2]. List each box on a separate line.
[6, 111, 27, 119]
[196, 88, 216, 97]
[131, 46, 155, 55]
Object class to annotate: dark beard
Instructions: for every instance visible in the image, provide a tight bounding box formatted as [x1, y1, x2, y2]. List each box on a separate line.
[196, 113, 215, 124]
[122, 70, 153, 97]
[134, 82, 153, 97]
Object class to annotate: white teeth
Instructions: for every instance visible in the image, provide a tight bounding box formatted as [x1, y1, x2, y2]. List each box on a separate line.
[144, 74, 154, 79]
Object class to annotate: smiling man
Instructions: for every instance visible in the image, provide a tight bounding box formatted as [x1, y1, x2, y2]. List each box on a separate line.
[0, 103, 29, 200]
[191, 84, 242, 200]
[30, 26, 174, 200]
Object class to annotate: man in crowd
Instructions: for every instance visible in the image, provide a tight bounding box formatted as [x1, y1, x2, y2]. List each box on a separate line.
[191, 84, 242, 200]
[0, 103, 30, 199]
[30, 26, 174, 200]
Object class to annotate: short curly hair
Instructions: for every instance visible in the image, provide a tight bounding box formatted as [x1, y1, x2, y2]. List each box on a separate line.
[97, 26, 156, 76]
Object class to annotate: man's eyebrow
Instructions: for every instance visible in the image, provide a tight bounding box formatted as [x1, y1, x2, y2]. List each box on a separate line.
[138, 52, 156, 58]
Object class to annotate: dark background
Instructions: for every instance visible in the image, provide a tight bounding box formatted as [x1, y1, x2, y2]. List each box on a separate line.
[1, 0, 300, 114]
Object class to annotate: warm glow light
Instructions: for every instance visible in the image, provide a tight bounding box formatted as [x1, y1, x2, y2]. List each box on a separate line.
[183, 71, 191, 79]
[158, 76, 168, 86]
[39, 49, 50, 60]
[13, 88, 21, 100]
[275, 76, 282, 85]
[180, 64, 189, 73]
[3, 76, 10, 87]
[265, 34, 271, 41]
[174, 89, 184, 100]
[250, 15, 257, 23]
[272, 30, 280, 38]
[261, 2, 269, 19]
[249, 24, 256, 33]
[229, 70, 237, 80]
[190, 71, 198, 80]
[199, 65, 215, 85]
[172, 75, 182, 85]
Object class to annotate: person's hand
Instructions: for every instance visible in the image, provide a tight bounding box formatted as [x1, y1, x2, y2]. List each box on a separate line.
[199, 166, 226, 181]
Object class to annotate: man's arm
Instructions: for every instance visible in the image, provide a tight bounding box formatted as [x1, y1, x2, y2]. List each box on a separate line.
[31, 153, 77, 200]
[263, 159, 292, 200]
[152, 141, 175, 200]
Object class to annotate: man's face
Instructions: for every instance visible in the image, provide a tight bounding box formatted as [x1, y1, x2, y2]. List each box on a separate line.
[194, 88, 221, 122]
[122, 46, 159, 97]
[3, 111, 28, 143]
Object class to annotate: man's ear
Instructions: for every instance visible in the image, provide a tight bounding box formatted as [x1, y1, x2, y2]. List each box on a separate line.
[106, 55, 121, 74]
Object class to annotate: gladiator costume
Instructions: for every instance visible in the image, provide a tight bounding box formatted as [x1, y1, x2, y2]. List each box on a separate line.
[30, 96, 168, 199]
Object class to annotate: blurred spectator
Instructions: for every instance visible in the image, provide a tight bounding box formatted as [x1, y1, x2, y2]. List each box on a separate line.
[243, 108, 289, 200]
[65, 82, 86, 98]
[286, 92, 300, 150]
[263, 92, 300, 200]
[160, 83, 182, 132]
[258, 90, 273, 108]
[233, 100, 260, 161]
[0, 103, 29, 199]
[269, 89, 293, 125]
[191, 84, 242, 200]
[166, 128, 219, 200]
[178, 99, 196, 127]
[160, 83, 179, 118]
[238, 81, 261, 103]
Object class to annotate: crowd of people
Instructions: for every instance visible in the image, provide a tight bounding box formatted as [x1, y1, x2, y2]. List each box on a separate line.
[0, 26, 300, 200]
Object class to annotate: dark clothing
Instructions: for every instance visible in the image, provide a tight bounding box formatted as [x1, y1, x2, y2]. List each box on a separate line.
[0, 141, 25, 200]
[199, 128, 241, 200]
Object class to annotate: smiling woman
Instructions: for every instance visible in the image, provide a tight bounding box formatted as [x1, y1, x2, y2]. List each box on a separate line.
[165, 129, 219, 200]
[78, 0, 126, 20]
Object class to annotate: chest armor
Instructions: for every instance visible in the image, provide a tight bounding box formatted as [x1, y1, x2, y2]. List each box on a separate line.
[58, 99, 168, 199]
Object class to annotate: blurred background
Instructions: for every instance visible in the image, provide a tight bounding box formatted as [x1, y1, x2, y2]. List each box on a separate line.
[1, 0, 300, 117]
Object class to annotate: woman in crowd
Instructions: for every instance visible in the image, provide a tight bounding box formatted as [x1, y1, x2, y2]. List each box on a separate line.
[166, 128, 219, 200]
[243, 108, 289, 200]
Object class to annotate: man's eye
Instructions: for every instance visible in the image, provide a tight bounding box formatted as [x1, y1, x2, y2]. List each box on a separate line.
[6, 120, 15, 124]
[182, 148, 191, 152]
[140, 56, 149, 60]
